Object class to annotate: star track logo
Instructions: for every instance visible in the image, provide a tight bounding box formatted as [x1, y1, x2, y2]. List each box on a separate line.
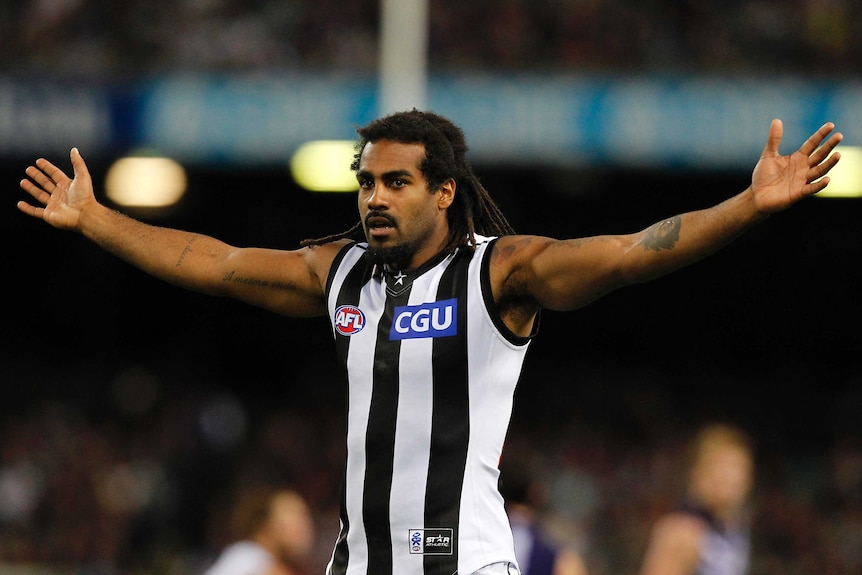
[408, 528, 453, 555]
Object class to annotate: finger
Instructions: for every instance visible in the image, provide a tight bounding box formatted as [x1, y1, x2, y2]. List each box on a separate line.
[808, 143, 839, 170]
[24, 165, 57, 192]
[806, 176, 831, 195]
[808, 132, 844, 166]
[70, 147, 91, 180]
[762, 118, 783, 157]
[799, 122, 837, 157]
[16, 199, 45, 219]
[19, 178, 52, 205]
[808, 151, 841, 182]
[34, 157, 69, 184]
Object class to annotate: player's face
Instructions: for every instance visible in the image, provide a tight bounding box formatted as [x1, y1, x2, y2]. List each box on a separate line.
[356, 140, 454, 270]
[269, 492, 315, 564]
[692, 444, 753, 514]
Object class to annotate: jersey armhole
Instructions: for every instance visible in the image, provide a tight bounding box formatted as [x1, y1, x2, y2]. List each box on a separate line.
[324, 241, 364, 302]
[480, 237, 540, 346]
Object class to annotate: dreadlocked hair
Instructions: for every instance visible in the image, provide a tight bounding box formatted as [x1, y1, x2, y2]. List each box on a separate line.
[300, 109, 515, 253]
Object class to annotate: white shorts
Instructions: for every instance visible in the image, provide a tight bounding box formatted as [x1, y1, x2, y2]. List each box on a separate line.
[471, 562, 521, 575]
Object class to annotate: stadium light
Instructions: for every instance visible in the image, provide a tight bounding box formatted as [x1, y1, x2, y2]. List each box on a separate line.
[818, 145, 862, 198]
[290, 140, 358, 192]
[104, 155, 188, 207]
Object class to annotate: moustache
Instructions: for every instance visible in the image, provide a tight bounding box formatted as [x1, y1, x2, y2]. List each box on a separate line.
[364, 211, 397, 228]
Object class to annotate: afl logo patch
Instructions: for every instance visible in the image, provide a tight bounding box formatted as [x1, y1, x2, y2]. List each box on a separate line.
[334, 305, 366, 336]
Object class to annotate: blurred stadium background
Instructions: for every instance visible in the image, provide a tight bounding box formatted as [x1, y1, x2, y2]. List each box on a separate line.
[2, 1, 861, 574]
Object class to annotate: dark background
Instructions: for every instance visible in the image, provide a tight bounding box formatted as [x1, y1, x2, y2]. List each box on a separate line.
[6, 160, 860, 448]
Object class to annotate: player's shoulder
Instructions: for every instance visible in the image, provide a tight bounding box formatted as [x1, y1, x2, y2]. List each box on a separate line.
[295, 239, 359, 290]
[488, 234, 555, 268]
[303, 238, 356, 264]
[652, 511, 709, 546]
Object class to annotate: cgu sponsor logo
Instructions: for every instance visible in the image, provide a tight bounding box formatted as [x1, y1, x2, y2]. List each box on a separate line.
[390, 298, 458, 340]
[333, 305, 366, 336]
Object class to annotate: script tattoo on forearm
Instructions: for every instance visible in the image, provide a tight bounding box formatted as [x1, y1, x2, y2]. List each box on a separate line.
[642, 216, 681, 251]
[176, 235, 199, 267]
[221, 270, 295, 291]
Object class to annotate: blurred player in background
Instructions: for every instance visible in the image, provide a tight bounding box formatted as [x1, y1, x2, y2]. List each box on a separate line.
[639, 424, 754, 575]
[500, 459, 588, 575]
[204, 486, 316, 575]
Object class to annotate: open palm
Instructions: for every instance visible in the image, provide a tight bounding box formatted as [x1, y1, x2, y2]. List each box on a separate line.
[751, 119, 842, 214]
[18, 147, 94, 231]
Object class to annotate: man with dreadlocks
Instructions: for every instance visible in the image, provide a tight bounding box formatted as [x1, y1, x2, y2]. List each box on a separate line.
[18, 110, 841, 575]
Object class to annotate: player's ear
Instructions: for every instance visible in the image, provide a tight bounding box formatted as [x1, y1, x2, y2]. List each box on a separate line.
[437, 178, 456, 210]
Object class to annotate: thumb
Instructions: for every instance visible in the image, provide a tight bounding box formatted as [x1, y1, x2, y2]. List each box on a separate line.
[761, 118, 783, 157]
[70, 147, 91, 180]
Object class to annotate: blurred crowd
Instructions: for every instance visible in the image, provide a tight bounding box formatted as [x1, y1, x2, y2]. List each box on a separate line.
[0, 0, 860, 78]
[1, 358, 860, 575]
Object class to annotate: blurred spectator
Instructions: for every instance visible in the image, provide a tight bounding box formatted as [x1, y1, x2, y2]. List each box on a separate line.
[202, 485, 315, 575]
[1, 0, 860, 76]
[638, 424, 754, 575]
[500, 458, 588, 575]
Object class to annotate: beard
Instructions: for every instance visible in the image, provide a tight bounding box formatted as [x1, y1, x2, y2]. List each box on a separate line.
[365, 241, 417, 270]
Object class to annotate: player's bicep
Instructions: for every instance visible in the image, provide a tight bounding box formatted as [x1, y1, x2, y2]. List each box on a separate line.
[218, 244, 337, 316]
[519, 234, 634, 311]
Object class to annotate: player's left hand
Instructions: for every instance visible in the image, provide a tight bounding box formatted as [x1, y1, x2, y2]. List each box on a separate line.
[751, 119, 842, 213]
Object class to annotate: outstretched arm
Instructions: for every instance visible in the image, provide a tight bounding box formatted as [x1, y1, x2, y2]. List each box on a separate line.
[492, 119, 842, 334]
[18, 148, 341, 317]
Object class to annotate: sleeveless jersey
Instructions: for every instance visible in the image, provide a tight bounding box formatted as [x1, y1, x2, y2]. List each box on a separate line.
[203, 541, 273, 575]
[681, 504, 751, 575]
[324, 235, 533, 575]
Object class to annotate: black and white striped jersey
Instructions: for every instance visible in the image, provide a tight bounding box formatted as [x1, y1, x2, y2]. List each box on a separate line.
[324, 235, 533, 575]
